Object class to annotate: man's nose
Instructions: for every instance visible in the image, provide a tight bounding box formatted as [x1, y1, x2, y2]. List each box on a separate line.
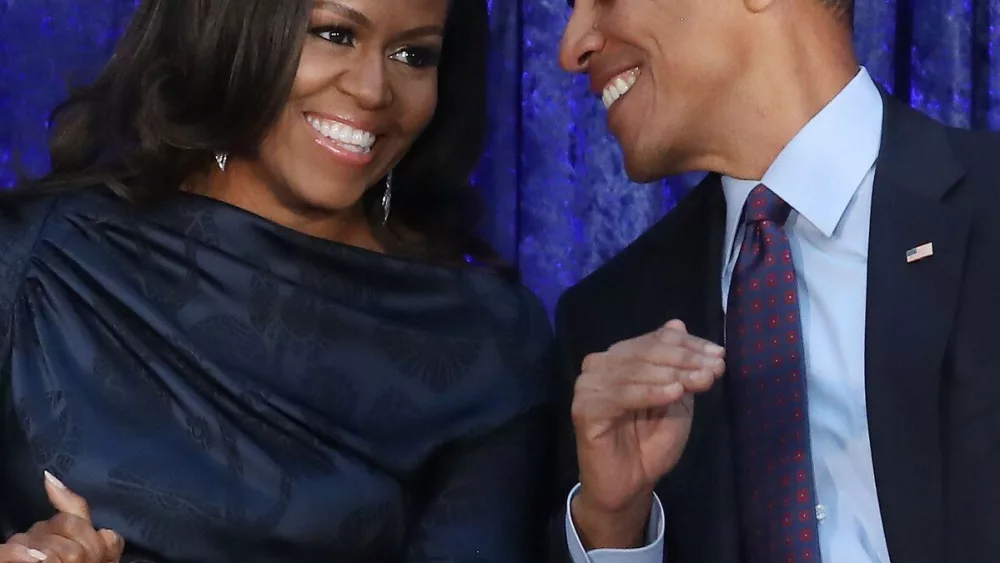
[559, 11, 604, 74]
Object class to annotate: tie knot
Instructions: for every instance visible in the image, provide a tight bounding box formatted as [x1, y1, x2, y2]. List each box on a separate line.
[744, 184, 791, 225]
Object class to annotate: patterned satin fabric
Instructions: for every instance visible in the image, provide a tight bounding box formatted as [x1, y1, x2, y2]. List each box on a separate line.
[0, 186, 552, 562]
[725, 185, 822, 562]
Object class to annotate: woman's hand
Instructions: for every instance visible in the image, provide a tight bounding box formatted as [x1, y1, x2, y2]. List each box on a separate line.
[0, 472, 123, 563]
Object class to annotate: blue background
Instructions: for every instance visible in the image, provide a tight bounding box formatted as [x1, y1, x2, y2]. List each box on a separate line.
[2, 0, 999, 312]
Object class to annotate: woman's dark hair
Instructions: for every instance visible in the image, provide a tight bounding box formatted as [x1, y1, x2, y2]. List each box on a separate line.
[5, 0, 508, 274]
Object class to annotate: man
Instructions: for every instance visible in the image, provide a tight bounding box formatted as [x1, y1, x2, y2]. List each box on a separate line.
[551, 0, 1000, 561]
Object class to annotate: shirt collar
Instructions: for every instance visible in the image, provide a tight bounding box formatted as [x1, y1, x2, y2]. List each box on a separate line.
[721, 67, 883, 249]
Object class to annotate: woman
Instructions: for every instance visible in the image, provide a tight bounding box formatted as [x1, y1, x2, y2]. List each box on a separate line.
[0, 0, 553, 561]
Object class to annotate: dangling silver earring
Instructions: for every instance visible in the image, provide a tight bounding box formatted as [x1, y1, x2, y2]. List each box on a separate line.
[215, 152, 228, 171]
[381, 170, 393, 225]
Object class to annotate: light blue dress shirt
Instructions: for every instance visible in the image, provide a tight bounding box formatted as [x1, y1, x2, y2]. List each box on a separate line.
[566, 67, 893, 563]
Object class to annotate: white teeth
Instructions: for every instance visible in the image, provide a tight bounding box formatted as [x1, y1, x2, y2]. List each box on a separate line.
[602, 68, 640, 110]
[306, 116, 376, 151]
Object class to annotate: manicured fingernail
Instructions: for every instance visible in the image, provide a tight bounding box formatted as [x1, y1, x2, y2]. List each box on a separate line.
[44, 471, 66, 490]
[664, 382, 684, 395]
[27, 548, 48, 561]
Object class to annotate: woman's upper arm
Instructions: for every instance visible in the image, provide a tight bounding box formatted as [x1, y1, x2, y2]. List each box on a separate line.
[403, 407, 553, 562]
[401, 285, 556, 561]
[0, 197, 56, 358]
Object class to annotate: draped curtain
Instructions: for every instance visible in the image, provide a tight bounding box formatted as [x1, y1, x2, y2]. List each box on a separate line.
[2, 0, 999, 312]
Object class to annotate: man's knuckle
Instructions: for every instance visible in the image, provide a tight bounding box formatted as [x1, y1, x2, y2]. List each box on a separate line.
[672, 346, 694, 363]
[655, 327, 678, 343]
[628, 362, 650, 379]
[652, 364, 679, 382]
[641, 341, 664, 359]
[581, 352, 604, 372]
[570, 399, 595, 427]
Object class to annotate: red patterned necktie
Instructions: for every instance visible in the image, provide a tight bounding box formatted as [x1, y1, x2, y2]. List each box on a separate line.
[725, 184, 822, 562]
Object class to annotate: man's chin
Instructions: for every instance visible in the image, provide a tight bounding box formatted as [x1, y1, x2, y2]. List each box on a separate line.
[622, 151, 677, 184]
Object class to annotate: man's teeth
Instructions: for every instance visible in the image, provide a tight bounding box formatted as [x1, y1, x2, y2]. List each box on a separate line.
[306, 116, 376, 152]
[602, 69, 639, 109]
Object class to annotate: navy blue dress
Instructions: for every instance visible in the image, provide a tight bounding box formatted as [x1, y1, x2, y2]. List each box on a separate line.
[0, 187, 553, 562]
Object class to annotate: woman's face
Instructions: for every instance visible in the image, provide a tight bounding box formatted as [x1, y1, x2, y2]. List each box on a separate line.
[224, 0, 447, 234]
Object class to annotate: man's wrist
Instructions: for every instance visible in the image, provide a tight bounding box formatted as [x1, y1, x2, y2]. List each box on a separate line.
[570, 488, 654, 550]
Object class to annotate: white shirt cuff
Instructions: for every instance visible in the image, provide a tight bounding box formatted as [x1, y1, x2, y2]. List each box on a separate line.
[564, 483, 665, 563]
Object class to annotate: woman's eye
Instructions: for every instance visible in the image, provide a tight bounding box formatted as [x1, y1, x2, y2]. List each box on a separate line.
[389, 48, 441, 69]
[314, 27, 354, 46]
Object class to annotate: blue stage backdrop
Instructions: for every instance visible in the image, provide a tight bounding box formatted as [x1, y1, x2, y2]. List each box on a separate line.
[2, 0, 1000, 313]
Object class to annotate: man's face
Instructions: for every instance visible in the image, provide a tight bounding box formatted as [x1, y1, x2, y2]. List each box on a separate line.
[559, 0, 751, 181]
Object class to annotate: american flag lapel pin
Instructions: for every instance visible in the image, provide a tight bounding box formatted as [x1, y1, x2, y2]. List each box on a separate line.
[906, 242, 934, 263]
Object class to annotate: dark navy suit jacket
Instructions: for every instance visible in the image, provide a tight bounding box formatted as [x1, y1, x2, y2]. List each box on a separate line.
[551, 95, 1000, 562]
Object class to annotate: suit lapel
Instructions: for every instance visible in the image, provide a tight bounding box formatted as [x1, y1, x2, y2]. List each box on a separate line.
[607, 176, 726, 342]
[644, 176, 741, 563]
[865, 95, 971, 563]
